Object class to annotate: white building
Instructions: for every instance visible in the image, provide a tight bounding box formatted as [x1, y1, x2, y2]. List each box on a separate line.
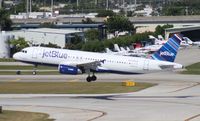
[10, 12, 53, 19]
[134, 5, 153, 17]
[9, 28, 84, 48]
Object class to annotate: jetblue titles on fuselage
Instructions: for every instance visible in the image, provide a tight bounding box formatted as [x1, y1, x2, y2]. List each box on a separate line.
[42, 50, 68, 59]
[159, 51, 175, 57]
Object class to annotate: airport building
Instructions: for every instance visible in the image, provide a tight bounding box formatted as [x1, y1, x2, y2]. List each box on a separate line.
[165, 25, 200, 41]
[8, 28, 85, 48]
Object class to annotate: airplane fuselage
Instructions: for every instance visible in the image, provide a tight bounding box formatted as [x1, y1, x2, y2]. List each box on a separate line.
[13, 47, 182, 74]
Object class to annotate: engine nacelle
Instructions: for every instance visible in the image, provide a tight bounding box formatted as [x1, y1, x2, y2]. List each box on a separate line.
[59, 64, 82, 75]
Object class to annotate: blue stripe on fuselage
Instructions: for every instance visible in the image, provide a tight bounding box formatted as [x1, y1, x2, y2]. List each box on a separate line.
[16, 60, 142, 75]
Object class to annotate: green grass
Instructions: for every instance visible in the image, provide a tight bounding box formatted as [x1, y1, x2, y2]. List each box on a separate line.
[0, 65, 59, 75]
[0, 58, 15, 62]
[0, 82, 155, 94]
[0, 110, 54, 121]
[0, 71, 60, 75]
[182, 62, 200, 75]
[0, 65, 57, 70]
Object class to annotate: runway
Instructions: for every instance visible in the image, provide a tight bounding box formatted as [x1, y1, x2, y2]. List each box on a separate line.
[0, 47, 199, 121]
[0, 72, 200, 121]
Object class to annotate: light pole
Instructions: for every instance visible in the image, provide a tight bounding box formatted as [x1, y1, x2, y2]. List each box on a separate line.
[0, 0, 2, 9]
[106, 0, 109, 10]
[95, 0, 97, 6]
[26, 0, 29, 18]
[77, 0, 79, 7]
[51, 0, 53, 14]
[29, 0, 32, 13]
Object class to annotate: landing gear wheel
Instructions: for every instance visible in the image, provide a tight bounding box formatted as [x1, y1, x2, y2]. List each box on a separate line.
[86, 70, 97, 82]
[86, 76, 92, 82]
[91, 75, 97, 81]
[33, 64, 38, 75]
[32, 71, 37, 75]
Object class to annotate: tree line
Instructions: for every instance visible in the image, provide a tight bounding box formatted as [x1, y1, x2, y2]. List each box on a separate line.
[161, 0, 200, 15]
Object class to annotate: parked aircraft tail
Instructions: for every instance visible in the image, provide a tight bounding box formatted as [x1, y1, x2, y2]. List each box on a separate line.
[105, 48, 113, 53]
[120, 47, 126, 52]
[114, 44, 121, 52]
[151, 34, 182, 62]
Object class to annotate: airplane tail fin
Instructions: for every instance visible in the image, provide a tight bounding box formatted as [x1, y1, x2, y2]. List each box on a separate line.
[114, 44, 121, 52]
[120, 47, 126, 52]
[151, 34, 182, 62]
[105, 48, 113, 53]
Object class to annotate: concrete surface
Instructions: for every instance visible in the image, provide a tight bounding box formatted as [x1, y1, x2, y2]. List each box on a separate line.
[0, 46, 199, 121]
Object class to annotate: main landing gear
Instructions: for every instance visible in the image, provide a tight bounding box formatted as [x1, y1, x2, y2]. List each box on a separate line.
[86, 72, 97, 82]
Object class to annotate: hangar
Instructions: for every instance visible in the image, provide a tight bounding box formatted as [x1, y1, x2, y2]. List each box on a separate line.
[165, 26, 200, 41]
[9, 28, 84, 48]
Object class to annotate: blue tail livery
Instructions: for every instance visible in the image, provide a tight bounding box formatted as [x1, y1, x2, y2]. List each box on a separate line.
[151, 34, 182, 62]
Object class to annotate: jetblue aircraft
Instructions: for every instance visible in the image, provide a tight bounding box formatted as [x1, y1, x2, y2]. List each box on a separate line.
[13, 34, 183, 82]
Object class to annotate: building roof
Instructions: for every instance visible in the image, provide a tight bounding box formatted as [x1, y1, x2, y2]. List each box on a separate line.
[13, 24, 104, 29]
[27, 28, 82, 35]
[165, 25, 200, 33]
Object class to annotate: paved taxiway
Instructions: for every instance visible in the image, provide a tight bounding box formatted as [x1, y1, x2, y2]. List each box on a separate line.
[0, 72, 200, 121]
[0, 46, 199, 121]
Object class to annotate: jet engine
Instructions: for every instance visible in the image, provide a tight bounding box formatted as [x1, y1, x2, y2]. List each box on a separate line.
[58, 64, 82, 75]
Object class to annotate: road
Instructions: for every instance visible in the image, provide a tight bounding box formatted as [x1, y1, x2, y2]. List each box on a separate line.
[12, 16, 200, 24]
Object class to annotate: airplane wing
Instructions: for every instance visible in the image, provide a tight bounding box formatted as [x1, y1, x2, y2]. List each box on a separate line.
[77, 60, 103, 70]
[59, 60, 105, 71]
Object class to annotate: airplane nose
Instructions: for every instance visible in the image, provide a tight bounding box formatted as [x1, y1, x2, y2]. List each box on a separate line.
[13, 53, 19, 60]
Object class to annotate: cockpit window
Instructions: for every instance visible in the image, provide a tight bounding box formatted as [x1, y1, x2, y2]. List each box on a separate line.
[21, 50, 27, 53]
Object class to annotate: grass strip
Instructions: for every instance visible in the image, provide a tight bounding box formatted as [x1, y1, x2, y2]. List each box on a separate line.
[0, 65, 57, 70]
[0, 82, 155, 94]
[0, 71, 60, 75]
[182, 62, 200, 75]
[0, 58, 16, 62]
[0, 110, 54, 121]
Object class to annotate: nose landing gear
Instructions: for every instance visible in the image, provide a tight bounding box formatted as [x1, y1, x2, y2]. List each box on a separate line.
[32, 64, 37, 75]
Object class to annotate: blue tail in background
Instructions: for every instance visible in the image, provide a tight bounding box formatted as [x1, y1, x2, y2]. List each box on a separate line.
[151, 34, 182, 62]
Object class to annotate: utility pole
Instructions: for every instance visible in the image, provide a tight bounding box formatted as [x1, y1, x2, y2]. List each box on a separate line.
[185, 6, 188, 16]
[29, 0, 32, 13]
[106, 0, 109, 10]
[26, 0, 29, 18]
[0, 0, 2, 9]
[95, 0, 97, 6]
[77, 0, 79, 7]
[51, 0, 53, 14]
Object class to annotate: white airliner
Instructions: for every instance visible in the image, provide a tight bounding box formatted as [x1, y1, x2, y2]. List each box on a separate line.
[183, 37, 200, 45]
[13, 34, 183, 82]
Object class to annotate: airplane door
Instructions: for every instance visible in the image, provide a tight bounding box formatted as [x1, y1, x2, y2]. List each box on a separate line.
[32, 48, 37, 59]
[143, 60, 149, 71]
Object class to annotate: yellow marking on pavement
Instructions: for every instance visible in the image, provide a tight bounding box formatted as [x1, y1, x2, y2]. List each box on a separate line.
[68, 80, 79, 82]
[8, 78, 21, 82]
